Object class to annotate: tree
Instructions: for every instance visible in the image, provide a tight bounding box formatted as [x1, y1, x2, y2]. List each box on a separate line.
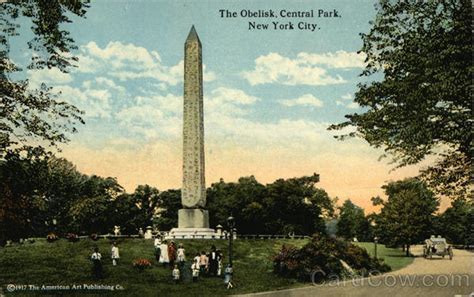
[436, 198, 474, 246]
[207, 176, 267, 233]
[1, 1, 89, 158]
[130, 185, 160, 229]
[373, 178, 439, 256]
[0, 153, 46, 242]
[262, 174, 332, 235]
[205, 174, 334, 235]
[69, 175, 123, 234]
[337, 199, 372, 241]
[329, 0, 472, 199]
[154, 189, 181, 231]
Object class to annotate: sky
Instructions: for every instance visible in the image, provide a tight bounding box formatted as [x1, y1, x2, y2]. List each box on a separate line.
[11, 0, 443, 212]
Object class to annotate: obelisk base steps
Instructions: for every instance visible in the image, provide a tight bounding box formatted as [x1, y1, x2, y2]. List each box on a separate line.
[166, 209, 216, 239]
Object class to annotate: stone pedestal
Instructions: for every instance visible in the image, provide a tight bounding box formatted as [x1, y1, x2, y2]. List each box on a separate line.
[166, 208, 215, 239]
[178, 209, 209, 228]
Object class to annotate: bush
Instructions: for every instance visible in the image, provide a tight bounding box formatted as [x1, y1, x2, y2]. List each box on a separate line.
[273, 233, 390, 281]
[46, 233, 58, 242]
[66, 233, 79, 242]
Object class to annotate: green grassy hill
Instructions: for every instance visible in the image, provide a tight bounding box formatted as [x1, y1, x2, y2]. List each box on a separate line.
[0, 238, 412, 296]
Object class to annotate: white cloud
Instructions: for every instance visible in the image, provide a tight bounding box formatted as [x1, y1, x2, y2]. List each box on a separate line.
[341, 93, 353, 100]
[209, 87, 259, 105]
[116, 87, 260, 140]
[346, 102, 360, 109]
[280, 94, 324, 108]
[297, 51, 366, 69]
[242, 52, 346, 86]
[83, 77, 126, 94]
[75, 41, 216, 85]
[27, 68, 73, 88]
[336, 93, 359, 109]
[57, 86, 110, 118]
[242, 51, 365, 87]
[205, 87, 260, 118]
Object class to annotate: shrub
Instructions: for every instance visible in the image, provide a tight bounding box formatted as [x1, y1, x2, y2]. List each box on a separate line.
[66, 233, 79, 242]
[273, 233, 390, 281]
[46, 233, 58, 242]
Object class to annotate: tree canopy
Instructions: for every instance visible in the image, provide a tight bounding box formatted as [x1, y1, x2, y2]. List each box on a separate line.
[336, 199, 372, 242]
[207, 174, 334, 235]
[1, 0, 89, 158]
[329, 0, 472, 199]
[372, 178, 439, 255]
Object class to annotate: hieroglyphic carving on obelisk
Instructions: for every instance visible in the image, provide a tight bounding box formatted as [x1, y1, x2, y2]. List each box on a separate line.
[182, 25, 206, 209]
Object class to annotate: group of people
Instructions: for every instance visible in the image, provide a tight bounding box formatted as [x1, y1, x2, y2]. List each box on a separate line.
[89, 237, 233, 288]
[90, 242, 120, 279]
[154, 237, 232, 285]
[153, 238, 185, 268]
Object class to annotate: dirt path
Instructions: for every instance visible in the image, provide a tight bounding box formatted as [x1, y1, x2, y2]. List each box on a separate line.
[235, 246, 474, 297]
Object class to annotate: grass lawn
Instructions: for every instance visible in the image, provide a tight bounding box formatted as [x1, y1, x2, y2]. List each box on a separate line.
[0, 239, 414, 296]
[355, 242, 414, 271]
[0, 238, 308, 297]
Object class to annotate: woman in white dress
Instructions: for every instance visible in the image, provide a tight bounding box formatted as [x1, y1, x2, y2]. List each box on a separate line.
[159, 240, 169, 267]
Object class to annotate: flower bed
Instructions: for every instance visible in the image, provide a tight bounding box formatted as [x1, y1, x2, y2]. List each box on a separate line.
[132, 258, 152, 272]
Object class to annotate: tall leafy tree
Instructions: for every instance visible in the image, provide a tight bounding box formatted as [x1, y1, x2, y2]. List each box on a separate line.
[69, 175, 123, 234]
[436, 198, 474, 246]
[1, 0, 89, 158]
[373, 178, 439, 256]
[154, 189, 181, 231]
[207, 176, 267, 233]
[131, 185, 160, 229]
[261, 174, 332, 235]
[337, 199, 372, 241]
[329, 0, 472, 199]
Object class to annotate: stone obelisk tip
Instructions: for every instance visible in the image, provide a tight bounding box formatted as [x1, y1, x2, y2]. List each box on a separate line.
[186, 25, 200, 43]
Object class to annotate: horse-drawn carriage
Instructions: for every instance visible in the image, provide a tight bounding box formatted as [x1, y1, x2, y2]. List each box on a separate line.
[423, 236, 453, 260]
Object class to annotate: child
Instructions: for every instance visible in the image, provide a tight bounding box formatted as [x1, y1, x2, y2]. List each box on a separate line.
[191, 259, 200, 282]
[111, 242, 120, 266]
[177, 244, 185, 265]
[91, 247, 103, 279]
[224, 264, 234, 289]
[172, 264, 180, 283]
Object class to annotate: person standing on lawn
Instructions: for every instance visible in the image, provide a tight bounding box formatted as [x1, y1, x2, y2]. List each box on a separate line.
[208, 245, 218, 276]
[91, 247, 103, 279]
[191, 258, 200, 282]
[199, 250, 208, 275]
[154, 236, 161, 262]
[168, 241, 177, 268]
[111, 242, 120, 266]
[159, 240, 170, 267]
[177, 243, 186, 268]
[172, 264, 180, 283]
[216, 249, 224, 276]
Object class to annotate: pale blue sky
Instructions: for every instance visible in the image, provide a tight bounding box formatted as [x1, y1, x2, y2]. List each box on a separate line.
[10, 1, 429, 210]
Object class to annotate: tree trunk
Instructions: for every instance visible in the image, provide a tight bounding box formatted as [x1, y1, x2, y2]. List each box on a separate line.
[406, 245, 410, 256]
[402, 245, 405, 252]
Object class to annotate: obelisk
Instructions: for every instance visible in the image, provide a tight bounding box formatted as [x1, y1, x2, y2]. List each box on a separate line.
[170, 26, 214, 238]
